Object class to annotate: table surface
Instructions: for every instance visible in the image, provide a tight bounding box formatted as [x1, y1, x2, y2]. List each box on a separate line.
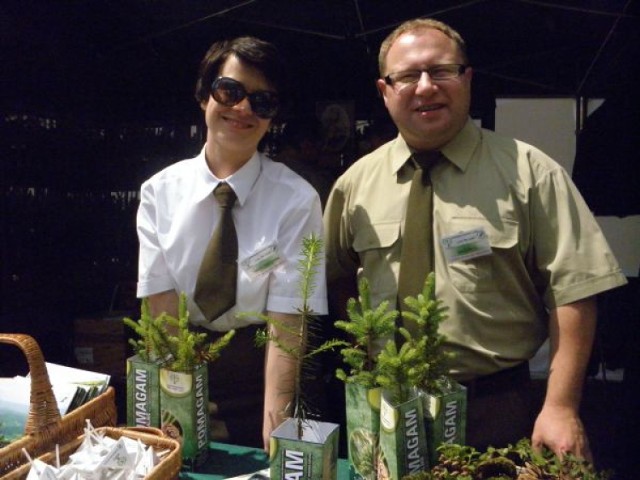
[180, 442, 350, 479]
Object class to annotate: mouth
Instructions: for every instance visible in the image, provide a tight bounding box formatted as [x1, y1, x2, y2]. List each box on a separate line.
[415, 103, 443, 113]
[222, 114, 254, 129]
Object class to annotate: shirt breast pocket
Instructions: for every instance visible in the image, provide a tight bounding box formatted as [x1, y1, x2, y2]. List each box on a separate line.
[352, 221, 401, 300]
[443, 218, 519, 293]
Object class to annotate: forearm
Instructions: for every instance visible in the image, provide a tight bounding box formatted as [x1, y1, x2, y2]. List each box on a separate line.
[532, 296, 596, 461]
[263, 311, 303, 450]
[544, 297, 597, 411]
[147, 290, 180, 334]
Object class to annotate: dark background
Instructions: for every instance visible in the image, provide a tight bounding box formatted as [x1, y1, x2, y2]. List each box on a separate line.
[2, 0, 639, 120]
[1, 1, 639, 475]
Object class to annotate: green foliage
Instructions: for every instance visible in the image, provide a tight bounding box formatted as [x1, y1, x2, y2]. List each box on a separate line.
[485, 438, 614, 479]
[374, 326, 429, 404]
[252, 234, 346, 437]
[124, 293, 235, 372]
[401, 439, 614, 480]
[298, 231, 322, 314]
[400, 272, 453, 394]
[335, 272, 453, 403]
[123, 297, 173, 362]
[334, 277, 398, 388]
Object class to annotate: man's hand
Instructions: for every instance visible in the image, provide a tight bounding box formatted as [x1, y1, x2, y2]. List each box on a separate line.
[532, 404, 592, 462]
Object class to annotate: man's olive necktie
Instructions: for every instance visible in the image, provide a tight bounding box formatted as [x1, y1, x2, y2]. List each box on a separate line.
[194, 182, 238, 322]
[397, 151, 440, 321]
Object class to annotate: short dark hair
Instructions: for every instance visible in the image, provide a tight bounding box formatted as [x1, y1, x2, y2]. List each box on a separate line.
[194, 36, 288, 105]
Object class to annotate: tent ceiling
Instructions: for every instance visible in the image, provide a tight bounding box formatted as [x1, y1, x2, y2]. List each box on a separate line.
[2, 0, 638, 121]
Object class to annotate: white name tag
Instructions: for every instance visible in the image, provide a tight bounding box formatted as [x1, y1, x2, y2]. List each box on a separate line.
[240, 243, 283, 278]
[441, 227, 492, 263]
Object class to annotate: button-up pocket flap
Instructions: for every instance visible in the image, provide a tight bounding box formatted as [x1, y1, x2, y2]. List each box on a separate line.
[353, 222, 401, 252]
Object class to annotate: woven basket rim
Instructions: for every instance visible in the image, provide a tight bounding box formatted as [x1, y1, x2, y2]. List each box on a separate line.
[0, 333, 118, 478]
[4, 426, 182, 480]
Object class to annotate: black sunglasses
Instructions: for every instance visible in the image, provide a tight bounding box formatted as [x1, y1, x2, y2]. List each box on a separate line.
[210, 77, 280, 120]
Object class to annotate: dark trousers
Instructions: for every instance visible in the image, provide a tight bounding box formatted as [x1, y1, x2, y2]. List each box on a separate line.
[461, 362, 537, 451]
[198, 324, 265, 448]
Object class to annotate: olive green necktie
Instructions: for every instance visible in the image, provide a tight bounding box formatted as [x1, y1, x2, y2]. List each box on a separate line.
[397, 151, 440, 319]
[194, 182, 238, 322]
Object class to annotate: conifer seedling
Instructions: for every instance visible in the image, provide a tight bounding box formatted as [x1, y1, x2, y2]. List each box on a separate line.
[334, 277, 398, 388]
[124, 293, 235, 371]
[400, 272, 453, 395]
[335, 272, 451, 404]
[253, 234, 345, 438]
[123, 297, 173, 363]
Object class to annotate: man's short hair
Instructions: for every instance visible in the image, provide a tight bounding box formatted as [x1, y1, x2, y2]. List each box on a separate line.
[378, 18, 468, 77]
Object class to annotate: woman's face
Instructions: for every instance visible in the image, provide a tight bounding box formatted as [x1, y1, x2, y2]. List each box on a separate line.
[201, 55, 274, 161]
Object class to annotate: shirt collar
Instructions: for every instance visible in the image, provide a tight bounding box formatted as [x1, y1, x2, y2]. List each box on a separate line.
[390, 135, 414, 174]
[194, 146, 261, 206]
[440, 118, 481, 172]
[389, 117, 481, 173]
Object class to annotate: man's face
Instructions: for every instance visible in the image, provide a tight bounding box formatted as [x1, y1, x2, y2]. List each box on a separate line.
[377, 29, 472, 151]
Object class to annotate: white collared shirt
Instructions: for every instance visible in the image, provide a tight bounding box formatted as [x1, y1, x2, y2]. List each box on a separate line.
[137, 147, 327, 331]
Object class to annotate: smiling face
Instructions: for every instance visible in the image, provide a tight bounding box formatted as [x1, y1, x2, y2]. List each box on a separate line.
[376, 28, 472, 151]
[201, 54, 273, 176]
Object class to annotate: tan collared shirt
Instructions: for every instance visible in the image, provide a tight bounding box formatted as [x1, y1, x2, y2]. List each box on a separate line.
[324, 119, 626, 380]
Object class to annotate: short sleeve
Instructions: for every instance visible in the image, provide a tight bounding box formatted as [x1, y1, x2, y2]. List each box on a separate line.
[136, 181, 175, 297]
[266, 189, 328, 315]
[531, 166, 626, 308]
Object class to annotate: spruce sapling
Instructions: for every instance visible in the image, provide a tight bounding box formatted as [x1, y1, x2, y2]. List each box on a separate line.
[123, 297, 173, 363]
[124, 293, 235, 371]
[334, 277, 397, 388]
[400, 272, 453, 394]
[374, 326, 429, 404]
[254, 233, 345, 438]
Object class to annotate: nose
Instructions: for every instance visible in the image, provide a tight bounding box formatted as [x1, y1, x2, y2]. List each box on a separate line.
[415, 71, 437, 93]
[233, 96, 253, 114]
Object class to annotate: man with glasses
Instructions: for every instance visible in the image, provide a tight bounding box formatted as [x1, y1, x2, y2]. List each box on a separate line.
[324, 18, 626, 461]
[136, 36, 326, 451]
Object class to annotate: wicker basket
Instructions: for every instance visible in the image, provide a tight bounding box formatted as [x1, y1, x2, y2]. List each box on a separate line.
[6, 426, 182, 480]
[0, 333, 117, 478]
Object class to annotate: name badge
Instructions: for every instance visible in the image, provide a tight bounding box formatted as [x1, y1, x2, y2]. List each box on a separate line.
[440, 227, 492, 263]
[240, 243, 283, 278]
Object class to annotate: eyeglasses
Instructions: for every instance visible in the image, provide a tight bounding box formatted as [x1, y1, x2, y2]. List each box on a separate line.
[384, 64, 468, 91]
[210, 77, 280, 119]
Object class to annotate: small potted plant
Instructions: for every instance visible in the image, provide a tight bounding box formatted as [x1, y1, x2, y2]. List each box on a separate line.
[399, 272, 467, 467]
[375, 313, 431, 480]
[335, 272, 463, 479]
[252, 234, 344, 480]
[334, 277, 398, 480]
[335, 278, 432, 480]
[124, 298, 172, 429]
[124, 293, 235, 470]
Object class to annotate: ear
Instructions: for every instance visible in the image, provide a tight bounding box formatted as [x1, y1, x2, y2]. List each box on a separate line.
[200, 99, 209, 112]
[376, 78, 388, 101]
[464, 66, 473, 82]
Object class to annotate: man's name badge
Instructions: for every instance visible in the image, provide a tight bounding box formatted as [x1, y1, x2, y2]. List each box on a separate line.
[440, 227, 492, 263]
[240, 243, 283, 278]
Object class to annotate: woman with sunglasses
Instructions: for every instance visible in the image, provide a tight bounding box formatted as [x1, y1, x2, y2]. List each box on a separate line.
[135, 36, 327, 452]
